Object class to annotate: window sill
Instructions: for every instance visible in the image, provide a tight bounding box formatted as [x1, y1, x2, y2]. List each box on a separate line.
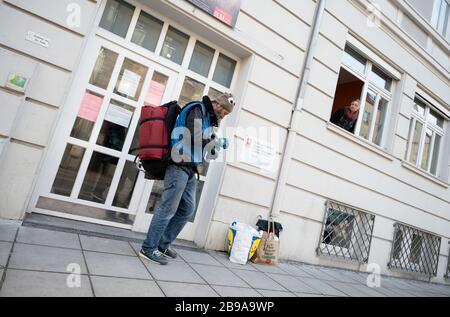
[401, 161, 449, 189]
[326, 123, 395, 162]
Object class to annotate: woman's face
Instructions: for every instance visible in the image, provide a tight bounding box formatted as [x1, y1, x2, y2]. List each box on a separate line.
[350, 101, 360, 113]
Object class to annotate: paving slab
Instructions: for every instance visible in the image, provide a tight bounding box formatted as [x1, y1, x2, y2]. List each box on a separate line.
[8, 243, 87, 274]
[257, 289, 296, 297]
[16, 227, 81, 249]
[207, 251, 258, 271]
[177, 249, 223, 266]
[300, 277, 348, 296]
[191, 264, 249, 288]
[0, 223, 19, 242]
[157, 281, 218, 297]
[266, 273, 320, 294]
[84, 251, 151, 279]
[80, 235, 135, 256]
[325, 280, 373, 297]
[142, 260, 204, 283]
[91, 276, 164, 297]
[0, 242, 12, 268]
[277, 262, 314, 278]
[211, 285, 262, 297]
[251, 262, 289, 275]
[231, 269, 286, 291]
[0, 269, 92, 297]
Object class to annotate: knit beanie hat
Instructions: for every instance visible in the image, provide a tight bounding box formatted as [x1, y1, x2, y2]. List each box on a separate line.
[213, 92, 235, 113]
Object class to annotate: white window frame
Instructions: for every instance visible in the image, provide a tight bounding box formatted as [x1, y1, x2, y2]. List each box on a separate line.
[339, 45, 395, 149]
[405, 96, 446, 177]
[431, 0, 450, 40]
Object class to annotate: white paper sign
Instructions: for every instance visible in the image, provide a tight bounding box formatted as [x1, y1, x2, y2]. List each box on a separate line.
[240, 137, 276, 172]
[104, 104, 133, 128]
[117, 69, 141, 98]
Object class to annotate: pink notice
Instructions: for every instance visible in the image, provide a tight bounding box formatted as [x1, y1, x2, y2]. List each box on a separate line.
[145, 81, 166, 106]
[77, 92, 103, 122]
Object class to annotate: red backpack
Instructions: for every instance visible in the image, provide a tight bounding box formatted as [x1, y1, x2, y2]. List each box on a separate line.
[137, 101, 180, 179]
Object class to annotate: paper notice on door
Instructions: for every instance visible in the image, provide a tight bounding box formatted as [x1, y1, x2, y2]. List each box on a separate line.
[145, 81, 166, 106]
[104, 103, 133, 128]
[77, 92, 103, 122]
[117, 69, 141, 99]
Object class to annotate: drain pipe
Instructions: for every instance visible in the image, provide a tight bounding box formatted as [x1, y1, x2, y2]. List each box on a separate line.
[270, 0, 327, 218]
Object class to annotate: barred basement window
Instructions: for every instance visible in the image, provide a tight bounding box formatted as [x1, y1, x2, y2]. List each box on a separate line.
[388, 223, 441, 277]
[445, 244, 450, 278]
[317, 200, 375, 263]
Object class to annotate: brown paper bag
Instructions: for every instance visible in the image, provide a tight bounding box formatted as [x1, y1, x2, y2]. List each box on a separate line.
[251, 221, 280, 265]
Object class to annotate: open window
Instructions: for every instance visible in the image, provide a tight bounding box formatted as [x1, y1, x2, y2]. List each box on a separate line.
[329, 45, 395, 148]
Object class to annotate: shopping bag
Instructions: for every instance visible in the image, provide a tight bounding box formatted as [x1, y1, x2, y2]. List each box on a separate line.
[251, 219, 280, 265]
[227, 221, 262, 265]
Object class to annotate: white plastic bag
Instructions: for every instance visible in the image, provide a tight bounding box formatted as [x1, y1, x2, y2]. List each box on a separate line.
[227, 221, 262, 265]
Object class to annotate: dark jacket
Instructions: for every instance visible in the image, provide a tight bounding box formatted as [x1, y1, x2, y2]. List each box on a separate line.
[330, 108, 357, 133]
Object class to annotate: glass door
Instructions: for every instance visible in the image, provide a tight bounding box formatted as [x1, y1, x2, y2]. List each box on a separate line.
[32, 37, 178, 228]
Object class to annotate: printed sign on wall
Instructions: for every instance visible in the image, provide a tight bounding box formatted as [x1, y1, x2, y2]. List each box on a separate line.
[186, 0, 242, 28]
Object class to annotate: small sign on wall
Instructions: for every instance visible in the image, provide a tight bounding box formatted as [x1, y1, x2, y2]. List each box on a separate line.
[6, 73, 29, 93]
[26, 31, 50, 48]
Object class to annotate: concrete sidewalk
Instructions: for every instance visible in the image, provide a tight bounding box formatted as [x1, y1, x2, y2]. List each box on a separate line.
[1, 220, 449, 297]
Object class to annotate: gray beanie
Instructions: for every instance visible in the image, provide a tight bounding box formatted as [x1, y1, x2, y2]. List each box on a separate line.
[213, 92, 235, 113]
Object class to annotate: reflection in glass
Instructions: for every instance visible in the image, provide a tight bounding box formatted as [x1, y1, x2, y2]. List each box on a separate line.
[430, 134, 441, 175]
[97, 100, 135, 151]
[51, 144, 85, 196]
[179, 77, 205, 107]
[131, 11, 164, 52]
[372, 98, 388, 146]
[160, 26, 189, 65]
[342, 45, 366, 74]
[79, 152, 119, 204]
[189, 41, 215, 77]
[99, 0, 135, 38]
[208, 87, 222, 101]
[212, 53, 236, 88]
[413, 99, 426, 117]
[145, 72, 168, 106]
[409, 120, 423, 165]
[409, 234, 423, 264]
[113, 161, 139, 208]
[71, 91, 104, 141]
[359, 90, 377, 140]
[369, 66, 392, 91]
[89, 48, 118, 89]
[420, 128, 433, 170]
[428, 109, 444, 128]
[114, 58, 148, 101]
[322, 210, 354, 249]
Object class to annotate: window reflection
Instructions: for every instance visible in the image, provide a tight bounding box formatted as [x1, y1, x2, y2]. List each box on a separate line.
[131, 11, 164, 52]
[97, 100, 135, 151]
[160, 26, 189, 65]
[114, 58, 148, 101]
[99, 0, 135, 38]
[359, 90, 377, 140]
[51, 144, 85, 196]
[89, 48, 118, 90]
[179, 77, 205, 107]
[71, 91, 104, 141]
[79, 152, 119, 204]
[213, 53, 236, 88]
[113, 161, 139, 208]
[189, 41, 215, 77]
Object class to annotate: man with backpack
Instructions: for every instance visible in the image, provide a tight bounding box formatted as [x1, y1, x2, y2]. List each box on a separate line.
[139, 93, 236, 265]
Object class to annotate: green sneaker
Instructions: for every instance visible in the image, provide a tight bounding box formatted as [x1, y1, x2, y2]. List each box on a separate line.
[139, 249, 168, 265]
[158, 247, 178, 259]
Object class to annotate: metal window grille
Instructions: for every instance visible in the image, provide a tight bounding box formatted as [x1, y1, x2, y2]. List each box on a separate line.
[445, 244, 450, 279]
[316, 200, 375, 263]
[388, 223, 441, 277]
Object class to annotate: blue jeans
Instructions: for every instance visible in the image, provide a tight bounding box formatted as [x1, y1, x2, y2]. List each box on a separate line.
[142, 164, 196, 252]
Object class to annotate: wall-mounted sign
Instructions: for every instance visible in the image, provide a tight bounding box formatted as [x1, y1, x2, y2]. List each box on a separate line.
[186, 0, 242, 28]
[240, 136, 276, 172]
[6, 73, 29, 92]
[26, 31, 50, 48]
